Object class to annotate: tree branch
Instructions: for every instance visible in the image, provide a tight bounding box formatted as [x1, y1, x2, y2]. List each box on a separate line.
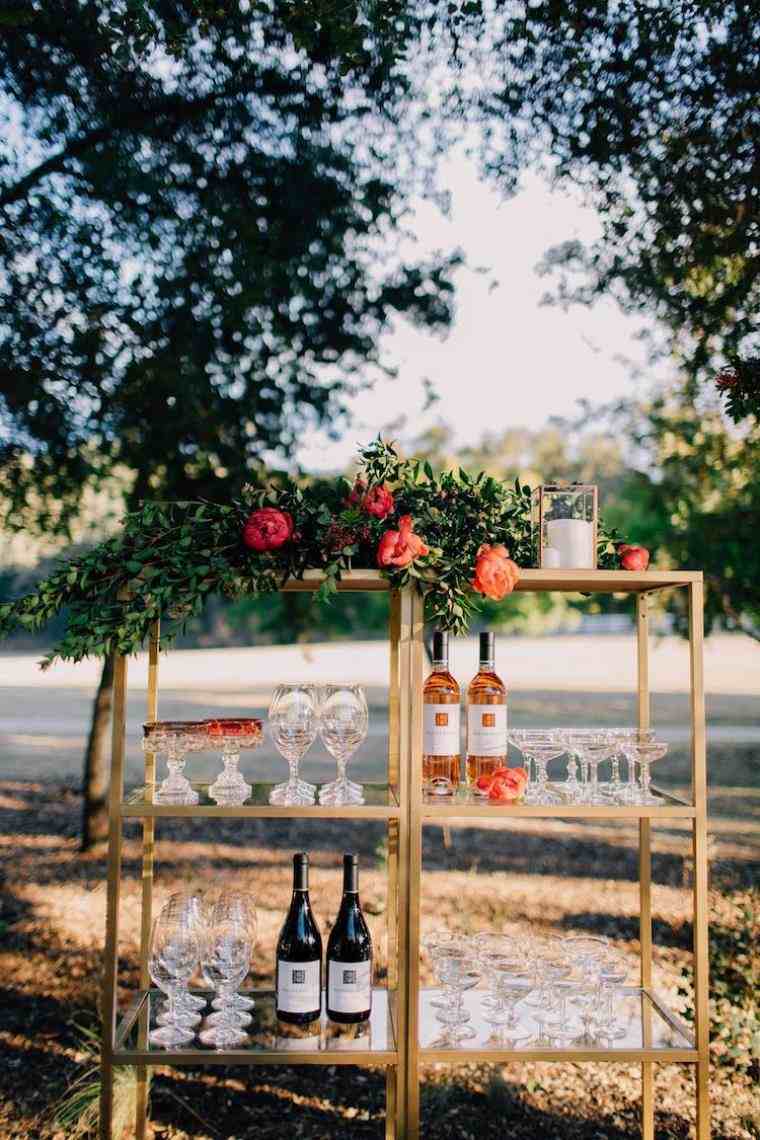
[0, 76, 279, 209]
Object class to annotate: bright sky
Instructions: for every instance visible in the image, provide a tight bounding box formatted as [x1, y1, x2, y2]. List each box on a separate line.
[297, 158, 669, 471]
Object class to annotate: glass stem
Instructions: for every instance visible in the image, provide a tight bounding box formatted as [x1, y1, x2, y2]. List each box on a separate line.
[641, 761, 651, 798]
[337, 757, 347, 782]
[288, 758, 298, 785]
[611, 756, 620, 785]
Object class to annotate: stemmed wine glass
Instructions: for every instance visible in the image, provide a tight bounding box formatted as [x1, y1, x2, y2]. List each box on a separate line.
[318, 684, 368, 806]
[206, 718, 262, 806]
[143, 721, 205, 806]
[208, 892, 258, 1014]
[148, 911, 200, 1047]
[199, 905, 254, 1048]
[268, 684, 319, 806]
[155, 892, 208, 1023]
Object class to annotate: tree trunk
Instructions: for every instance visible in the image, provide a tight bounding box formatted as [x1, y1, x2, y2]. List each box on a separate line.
[81, 653, 114, 851]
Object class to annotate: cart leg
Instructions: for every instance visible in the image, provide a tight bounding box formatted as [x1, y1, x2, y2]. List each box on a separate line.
[98, 653, 128, 1139]
[636, 596, 655, 1139]
[404, 588, 424, 1140]
[386, 1067, 398, 1140]
[136, 622, 160, 1138]
[689, 582, 710, 1140]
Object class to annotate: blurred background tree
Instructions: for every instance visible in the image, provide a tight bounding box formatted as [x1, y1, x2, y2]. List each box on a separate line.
[0, 0, 460, 846]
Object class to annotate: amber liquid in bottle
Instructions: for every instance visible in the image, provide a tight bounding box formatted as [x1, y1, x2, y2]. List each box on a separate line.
[422, 631, 461, 795]
[466, 631, 508, 790]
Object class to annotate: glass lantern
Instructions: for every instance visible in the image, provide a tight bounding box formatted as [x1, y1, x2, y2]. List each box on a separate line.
[531, 484, 598, 569]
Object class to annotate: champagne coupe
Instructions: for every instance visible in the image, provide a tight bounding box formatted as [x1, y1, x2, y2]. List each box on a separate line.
[434, 946, 480, 1042]
[510, 729, 565, 805]
[318, 684, 368, 806]
[148, 914, 200, 1047]
[424, 930, 462, 1010]
[205, 718, 262, 806]
[619, 728, 657, 803]
[268, 683, 319, 806]
[479, 936, 532, 1035]
[565, 730, 613, 805]
[595, 949, 630, 1039]
[143, 720, 206, 806]
[628, 740, 668, 804]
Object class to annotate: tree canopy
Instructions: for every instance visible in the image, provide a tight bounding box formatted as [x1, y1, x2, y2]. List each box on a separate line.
[0, 0, 459, 533]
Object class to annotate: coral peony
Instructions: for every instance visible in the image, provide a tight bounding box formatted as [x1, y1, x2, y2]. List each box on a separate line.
[361, 482, 395, 519]
[487, 767, 528, 803]
[619, 543, 650, 571]
[377, 514, 429, 569]
[242, 507, 294, 552]
[471, 543, 519, 600]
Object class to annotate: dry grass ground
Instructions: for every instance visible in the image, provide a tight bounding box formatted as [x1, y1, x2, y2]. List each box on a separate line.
[0, 778, 757, 1140]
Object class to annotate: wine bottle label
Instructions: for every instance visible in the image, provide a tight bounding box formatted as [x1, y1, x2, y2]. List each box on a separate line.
[277, 959, 321, 1013]
[327, 959, 372, 1013]
[423, 703, 460, 756]
[467, 704, 507, 756]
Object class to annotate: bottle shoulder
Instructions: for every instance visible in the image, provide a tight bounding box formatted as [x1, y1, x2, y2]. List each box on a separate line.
[423, 669, 460, 700]
[467, 670, 507, 701]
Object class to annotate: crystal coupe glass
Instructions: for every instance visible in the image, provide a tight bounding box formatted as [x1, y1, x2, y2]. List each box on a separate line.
[205, 718, 262, 806]
[318, 684, 368, 806]
[143, 720, 205, 806]
[268, 683, 319, 806]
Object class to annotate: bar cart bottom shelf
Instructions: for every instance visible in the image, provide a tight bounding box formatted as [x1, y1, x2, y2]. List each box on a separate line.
[114, 988, 397, 1066]
[418, 987, 698, 1063]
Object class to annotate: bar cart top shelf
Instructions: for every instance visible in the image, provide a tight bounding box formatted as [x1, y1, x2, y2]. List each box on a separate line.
[281, 568, 702, 594]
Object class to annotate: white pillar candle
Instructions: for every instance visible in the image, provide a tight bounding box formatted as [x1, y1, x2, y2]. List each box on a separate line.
[545, 518, 594, 568]
[542, 546, 562, 569]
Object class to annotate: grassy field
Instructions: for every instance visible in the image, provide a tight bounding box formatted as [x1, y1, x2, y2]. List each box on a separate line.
[0, 638, 757, 1138]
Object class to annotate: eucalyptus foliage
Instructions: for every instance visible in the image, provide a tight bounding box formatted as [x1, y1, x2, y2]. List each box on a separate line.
[0, 439, 621, 662]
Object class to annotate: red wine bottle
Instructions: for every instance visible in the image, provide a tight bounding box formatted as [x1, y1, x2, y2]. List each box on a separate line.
[326, 853, 372, 1024]
[275, 853, 322, 1025]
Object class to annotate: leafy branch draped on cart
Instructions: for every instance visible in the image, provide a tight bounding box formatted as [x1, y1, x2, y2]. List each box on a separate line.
[0, 439, 623, 663]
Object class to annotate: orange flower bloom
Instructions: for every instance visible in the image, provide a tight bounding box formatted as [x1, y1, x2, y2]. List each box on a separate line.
[377, 514, 429, 569]
[471, 543, 519, 600]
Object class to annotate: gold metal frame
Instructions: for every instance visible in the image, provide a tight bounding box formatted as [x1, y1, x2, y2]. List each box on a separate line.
[98, 568, 710, 1139]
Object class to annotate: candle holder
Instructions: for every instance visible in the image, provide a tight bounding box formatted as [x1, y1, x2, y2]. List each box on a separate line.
[531, 484, 598, 569]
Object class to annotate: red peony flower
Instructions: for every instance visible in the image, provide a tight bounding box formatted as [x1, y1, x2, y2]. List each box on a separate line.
[242, 507, 294, 552]
[618, 543, 650, 571]
[471, 543, 520, 600]
[361, 482, 395, 519]
[377, 514, 429, 568]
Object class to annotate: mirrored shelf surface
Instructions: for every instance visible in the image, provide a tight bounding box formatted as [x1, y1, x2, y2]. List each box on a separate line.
[122, 781, 400, 819]
[421, 784, 694, 820]
[418, 986, 697, 1063]
[114, 988, 396, 1065]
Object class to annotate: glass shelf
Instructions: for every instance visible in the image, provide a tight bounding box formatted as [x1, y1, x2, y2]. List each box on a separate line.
[114, 988, 396, 1066]
[122, 781, 400, 819]
[420, 784, 694, 820]
[418, 986, 697, 1062]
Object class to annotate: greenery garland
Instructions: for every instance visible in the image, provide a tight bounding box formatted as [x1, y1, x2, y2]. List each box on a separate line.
[0, 439, 622, 665]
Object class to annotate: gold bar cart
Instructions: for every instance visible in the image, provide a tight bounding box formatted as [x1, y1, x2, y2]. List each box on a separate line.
[98, 568, 710, 1139]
